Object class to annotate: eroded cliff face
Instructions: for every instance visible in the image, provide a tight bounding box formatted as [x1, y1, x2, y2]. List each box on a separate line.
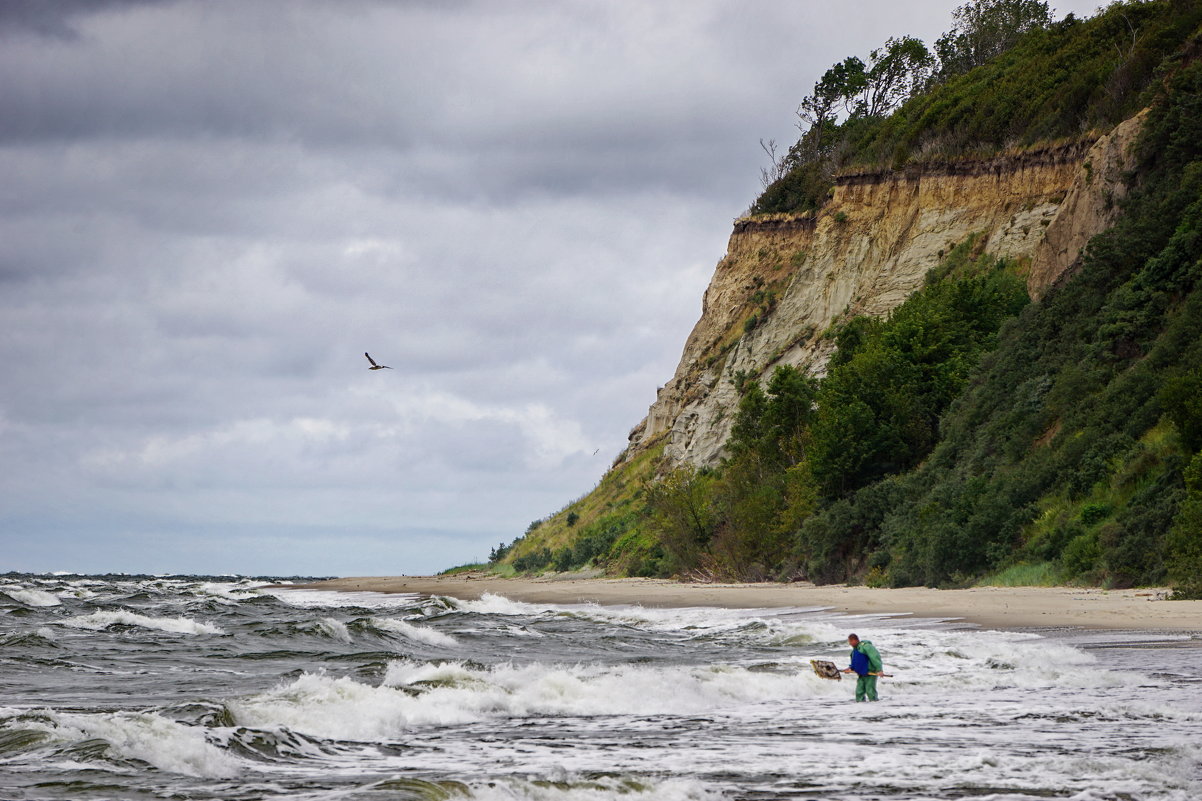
[1028, 109, 1147, 298]
[627, 112, 1145, 469]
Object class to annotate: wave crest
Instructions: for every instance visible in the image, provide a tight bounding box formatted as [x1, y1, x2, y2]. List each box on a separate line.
[3, 588, 62, 607]
[59, 610, 225, 636]
[14, 709, 241, 778]
[370, 617, 459, 648]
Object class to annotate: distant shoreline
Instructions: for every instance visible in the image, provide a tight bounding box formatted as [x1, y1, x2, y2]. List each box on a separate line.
[281, 575, 1202, 632]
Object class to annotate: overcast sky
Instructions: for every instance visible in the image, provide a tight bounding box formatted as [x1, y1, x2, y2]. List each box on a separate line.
[0, 0, 1103, 577]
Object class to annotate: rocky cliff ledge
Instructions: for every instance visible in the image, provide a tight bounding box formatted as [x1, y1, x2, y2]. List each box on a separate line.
[626, 111, 1145, 470]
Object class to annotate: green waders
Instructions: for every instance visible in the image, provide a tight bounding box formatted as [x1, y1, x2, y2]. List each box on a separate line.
[855, 674, 877, 702]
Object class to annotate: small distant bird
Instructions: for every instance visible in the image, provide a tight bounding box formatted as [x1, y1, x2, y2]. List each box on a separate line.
[365, 352, 392, 370]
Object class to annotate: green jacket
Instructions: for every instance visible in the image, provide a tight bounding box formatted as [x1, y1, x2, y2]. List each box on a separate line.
[852, 640, 883, 674]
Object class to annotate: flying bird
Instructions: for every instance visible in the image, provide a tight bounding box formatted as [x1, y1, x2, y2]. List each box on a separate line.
[365, 352, 392, 370]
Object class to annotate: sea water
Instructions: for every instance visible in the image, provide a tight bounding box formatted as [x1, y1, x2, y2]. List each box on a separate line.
[0, 574, 1198, 800]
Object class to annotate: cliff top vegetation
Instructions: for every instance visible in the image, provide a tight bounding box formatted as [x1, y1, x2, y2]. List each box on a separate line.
[753, 0, 1202, 215]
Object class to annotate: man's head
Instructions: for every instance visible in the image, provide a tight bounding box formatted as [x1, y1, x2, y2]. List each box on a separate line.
[847, 633, 860, 647]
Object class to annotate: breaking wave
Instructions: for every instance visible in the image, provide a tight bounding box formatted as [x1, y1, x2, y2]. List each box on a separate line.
[315, 617, 352, 642]
[59, 610, 225, 636]
[6, 709, 241, 778]
[262, 588, 423, 610]
[3, 588, 62, 607]
[369, 617, 459, 648]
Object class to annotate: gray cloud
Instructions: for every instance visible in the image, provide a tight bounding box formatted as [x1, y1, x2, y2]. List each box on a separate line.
[0, 0, 174, 40]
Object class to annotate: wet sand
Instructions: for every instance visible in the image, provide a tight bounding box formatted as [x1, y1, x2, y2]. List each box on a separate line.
[285, 574, 1202, 631]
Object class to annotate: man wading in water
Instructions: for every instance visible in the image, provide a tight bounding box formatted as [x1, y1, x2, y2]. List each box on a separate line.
[841, 633, 884, 701]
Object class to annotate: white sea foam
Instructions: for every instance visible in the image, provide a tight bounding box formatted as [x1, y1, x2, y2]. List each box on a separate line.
[446, 592, 718, 624]
[447, 594, 1127, 695]
[316, 617, 352, 643]
[29, 578, 101, 599]
[492, 624, 546, 638]
[5, 588, 62, 607]
[859, 627, 1147, 694]
[263, 588, 423, 610]
[228, 660, 845, 741]
[387, 657, 848, 717]
[435, 593, 780, 643]
[461, 776, 725, 801]
[371, 617, 458, 647]
[226, 615, 1172, 747]
[22, 710, 241, 778]
[468, 597, 1139, 694]
[448, 593, 855, 644]
[195, 581, 263, 603]
[228, 672, 475, 740]
[59, 610, 224, 635]
[450, 592, 548, 617]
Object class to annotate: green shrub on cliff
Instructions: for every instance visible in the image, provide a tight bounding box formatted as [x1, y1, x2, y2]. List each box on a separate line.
[810, 265, 1028, 497]
[639, 254, 1028, 582]
[802, 55, 1202, 589]
[1168, 452, 1202, 598]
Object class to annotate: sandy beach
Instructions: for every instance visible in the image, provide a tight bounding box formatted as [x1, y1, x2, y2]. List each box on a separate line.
[287, 574, 1202, 632]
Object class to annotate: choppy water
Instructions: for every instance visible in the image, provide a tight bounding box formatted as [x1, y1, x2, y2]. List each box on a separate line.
[1, 574, 1199, 800]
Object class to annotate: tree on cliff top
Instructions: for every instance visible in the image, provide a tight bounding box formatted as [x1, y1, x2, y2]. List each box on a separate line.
[794, 38, 934, 148]
[795, 56, 865, 160]
[860, 36, 937, 118]
[935, 0, 1052, 80]
[763, 36, 935, 211]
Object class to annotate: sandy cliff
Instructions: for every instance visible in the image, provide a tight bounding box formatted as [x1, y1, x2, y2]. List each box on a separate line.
[627, 112, 1145, 469]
